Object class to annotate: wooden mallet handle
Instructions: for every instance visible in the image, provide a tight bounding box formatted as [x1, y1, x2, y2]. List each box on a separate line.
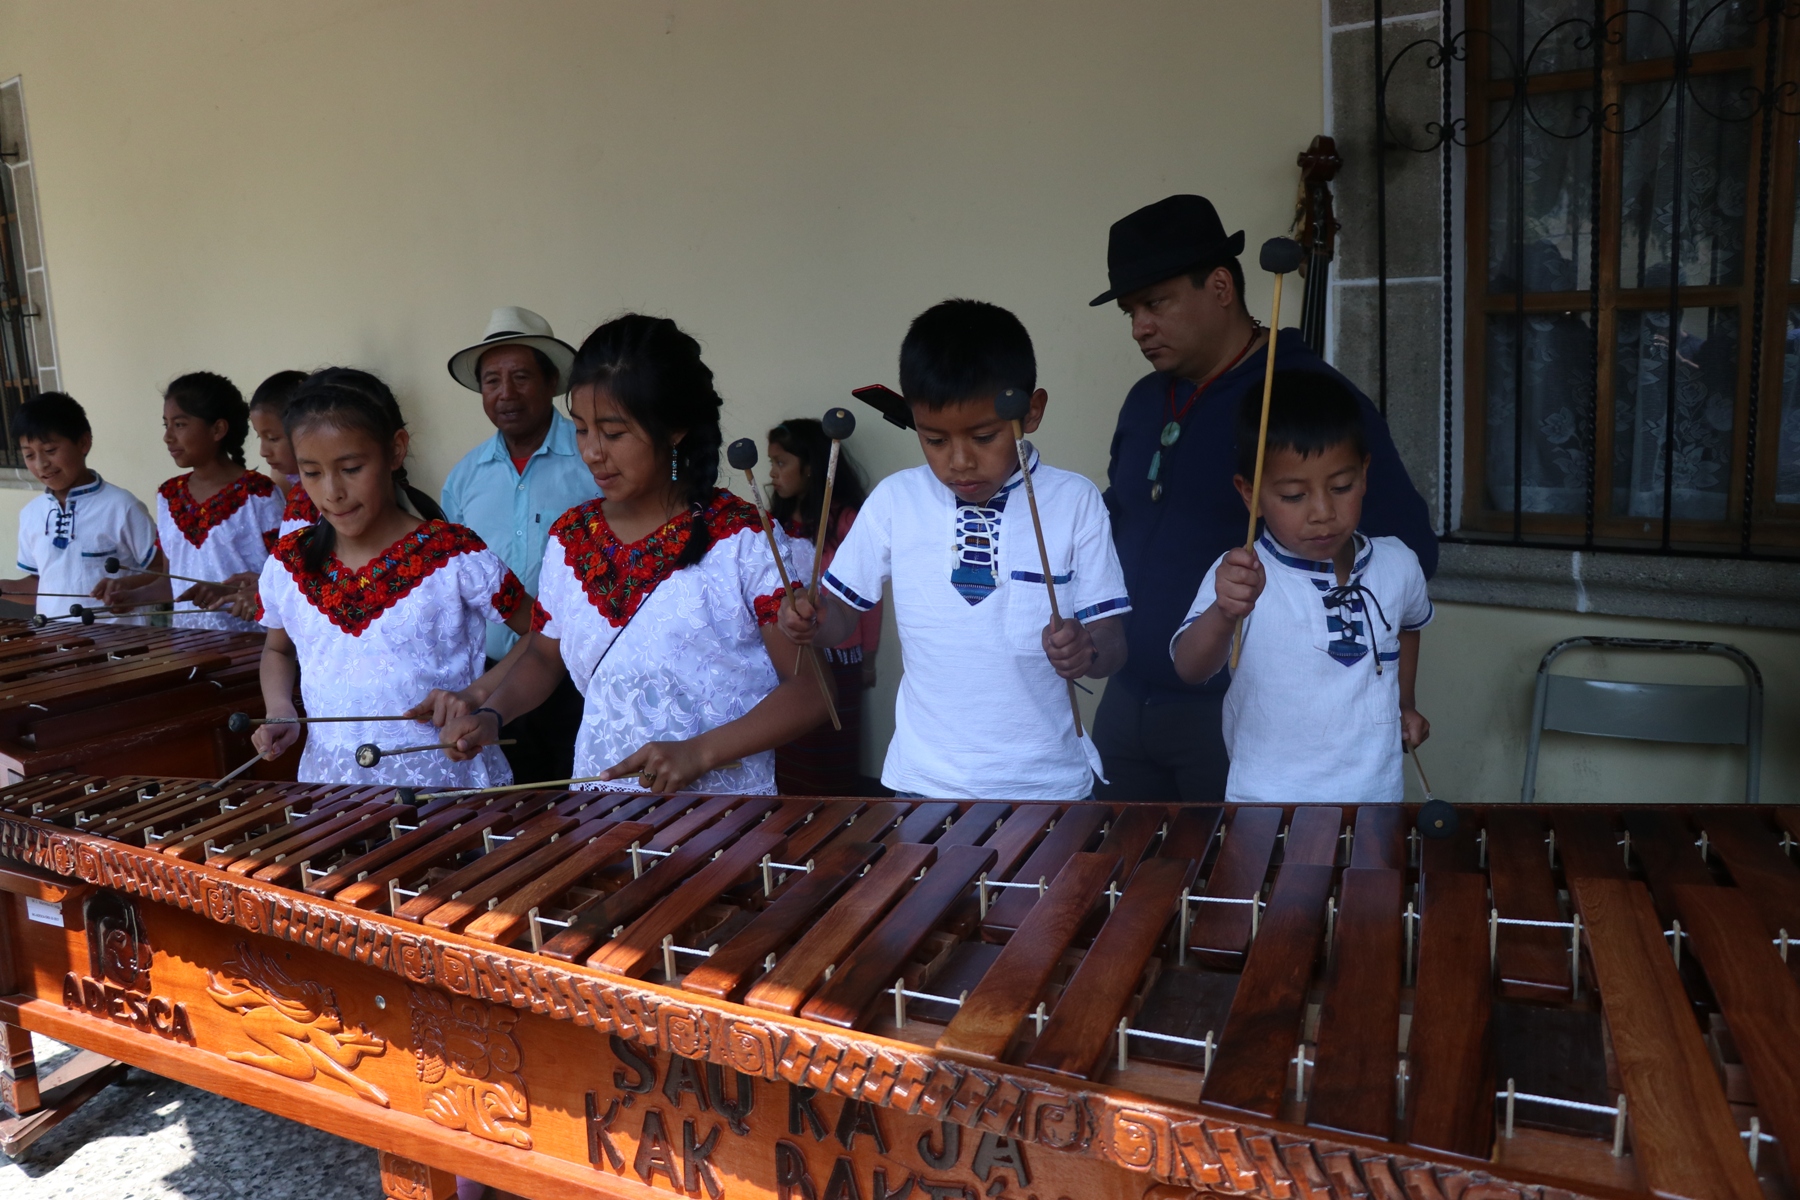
[994, 388, 1084, 737]
[808, 407, 856, 602]
[727, 438, 841, 731]
[1229, 236, 1305, 672]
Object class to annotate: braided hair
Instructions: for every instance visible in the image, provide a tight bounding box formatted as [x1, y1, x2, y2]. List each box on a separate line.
[165, 372, 249, 467]
[567, 315, 724, 568]
[283, 368, 445, 574]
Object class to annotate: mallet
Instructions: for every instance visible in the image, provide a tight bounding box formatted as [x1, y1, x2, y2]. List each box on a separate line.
[1228, 236, 1306, 672]
[1410, 747, 1458, 839]
[228, 711, 421, 735]
[727, 438, 841, 731]
[29, 606, 96, 628]
[102, 556, 224, 590]
[399, 760, 744, 804]
[993, 387, 1084, 736]
[355, 738, 515, 769]
[807, 407, 857, 604]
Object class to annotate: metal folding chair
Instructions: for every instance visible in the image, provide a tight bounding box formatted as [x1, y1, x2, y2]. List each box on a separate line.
[1520, 636, 1763, 805]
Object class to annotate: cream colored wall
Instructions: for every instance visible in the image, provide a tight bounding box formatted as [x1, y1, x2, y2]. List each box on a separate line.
[1409, 603, 1797, 806]
[0, 0, 1321, 771]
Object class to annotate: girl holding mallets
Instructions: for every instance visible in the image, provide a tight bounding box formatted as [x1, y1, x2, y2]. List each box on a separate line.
[428, 313, 829, 795]
[251, 370, 530, 788]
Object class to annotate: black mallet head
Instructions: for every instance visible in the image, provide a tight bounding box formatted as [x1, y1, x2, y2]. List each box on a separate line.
[1417, 798, 1459, 840]
[993, 388, 1032, 424]
[103, 556, 123, 575]
[396, 788, 421, 807]
[78, 607, 94, 625]
[726, 438, 759, 471]
[821, 407, 856, 441]
[354, 743, 382, 769]
[1260, 236, 1305, 275]
[227, 712, 252, 735]
[28, 613, 47, 628]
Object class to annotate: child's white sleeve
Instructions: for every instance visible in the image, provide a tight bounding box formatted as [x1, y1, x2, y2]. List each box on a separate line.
[15, 502, 38, 574]
[738, 524, 811, 626]
[1397, 549, 1434, 632]
[1066, 482, 1131, 624]
[463, 548, 527, 627]
[119, 495, 158, 571]
[254, 556, 288, 630]
[1169, 553, 1228, 660]
[820, 481, 891, 613]
[532, 533, 572, 641]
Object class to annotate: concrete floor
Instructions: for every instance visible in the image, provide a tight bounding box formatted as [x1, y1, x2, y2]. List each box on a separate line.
[1, 1034, 382, 1200]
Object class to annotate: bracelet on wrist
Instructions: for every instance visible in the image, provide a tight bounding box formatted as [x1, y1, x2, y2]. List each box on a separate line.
[473, 706, 504, 733]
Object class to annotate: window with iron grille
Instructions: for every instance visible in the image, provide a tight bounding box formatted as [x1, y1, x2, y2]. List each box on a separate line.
[0, 77, 54, 474]
[1446, 0, 1800, 556]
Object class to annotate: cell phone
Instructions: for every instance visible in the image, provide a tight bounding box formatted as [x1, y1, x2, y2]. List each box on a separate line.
[850, 384, 915, 431]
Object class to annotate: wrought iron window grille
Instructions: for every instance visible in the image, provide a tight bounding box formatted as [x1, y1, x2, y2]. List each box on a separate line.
[1373, 0, 1800, 561]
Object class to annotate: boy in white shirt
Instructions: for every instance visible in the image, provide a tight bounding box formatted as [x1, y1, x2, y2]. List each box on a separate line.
[1, 392, 158, 621]
[780, 299, 1130, 799]
[1171, 372, 1432, 804]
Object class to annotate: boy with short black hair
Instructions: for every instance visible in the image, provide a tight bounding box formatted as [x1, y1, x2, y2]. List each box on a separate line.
[780, 299, 1130, 799]
[1171, 372, 1431, 804]
[2, 392, 157, 619]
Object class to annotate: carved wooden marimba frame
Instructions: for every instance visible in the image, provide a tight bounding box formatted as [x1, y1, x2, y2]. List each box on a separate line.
[0, 776, 1794, 1200]
[0, 618, 277, 781]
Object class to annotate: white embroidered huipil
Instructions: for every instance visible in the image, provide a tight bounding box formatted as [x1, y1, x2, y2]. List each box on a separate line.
[1174, 532, 1433, 805]
[156, 472, 282, 632]
[532, 490, 810, 795]
[16, 474, 158, 623]
[256, 520, 523, 788]
[822, 444, 1131, 800]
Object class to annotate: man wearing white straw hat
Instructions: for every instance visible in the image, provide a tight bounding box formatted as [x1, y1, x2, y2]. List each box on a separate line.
[441, 305, 597, 780]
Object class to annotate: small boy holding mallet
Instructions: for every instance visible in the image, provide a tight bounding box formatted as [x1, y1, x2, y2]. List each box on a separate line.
[780, 299, 1130, 800]
[1170, 371, 1432, 804]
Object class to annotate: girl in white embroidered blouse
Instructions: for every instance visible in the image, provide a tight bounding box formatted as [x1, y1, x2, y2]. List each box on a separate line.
[250, 370, 533, 788]
[421, 314, 830, 796]
[95, 372, 282, 631]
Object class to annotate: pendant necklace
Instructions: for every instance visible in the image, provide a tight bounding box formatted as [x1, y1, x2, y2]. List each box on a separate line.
[1148, 324, 1262, 502]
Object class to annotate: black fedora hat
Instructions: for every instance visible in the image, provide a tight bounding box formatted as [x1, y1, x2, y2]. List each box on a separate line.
[1090, 194, 1246, 306]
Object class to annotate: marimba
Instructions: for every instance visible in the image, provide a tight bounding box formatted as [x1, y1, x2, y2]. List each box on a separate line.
[0, 619, 275, 781]
[0, 779, 1793, 1200]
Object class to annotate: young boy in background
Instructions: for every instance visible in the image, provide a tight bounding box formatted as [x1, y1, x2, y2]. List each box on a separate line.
[1, 392, 158, 620]
[780, 299, 1130, 799]
[1171, 371, 1431, 804]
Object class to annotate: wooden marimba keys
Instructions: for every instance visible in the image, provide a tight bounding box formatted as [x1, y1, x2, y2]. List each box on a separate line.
[0, 618, 280, 781]
[0, 778, 1793, 1200]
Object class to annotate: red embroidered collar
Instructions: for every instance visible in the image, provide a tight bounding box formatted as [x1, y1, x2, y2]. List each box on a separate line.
[159, 472, 277, 547]
[549, 489, 761, 627]
[283, 484, 320, 526]
[274, 519, 519, 636]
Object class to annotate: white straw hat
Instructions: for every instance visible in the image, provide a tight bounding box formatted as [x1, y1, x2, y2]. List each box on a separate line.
[446, 306, 577, 396]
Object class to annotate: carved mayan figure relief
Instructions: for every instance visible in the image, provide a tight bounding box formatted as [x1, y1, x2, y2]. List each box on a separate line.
[409, 986, 532, 1149]
[205, 942, 390, 1107]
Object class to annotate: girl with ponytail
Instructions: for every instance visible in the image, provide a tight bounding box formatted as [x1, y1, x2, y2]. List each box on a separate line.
[428, 313, 829, 796]
[250, 369, 532, 788]
[101, 372, 284, 630]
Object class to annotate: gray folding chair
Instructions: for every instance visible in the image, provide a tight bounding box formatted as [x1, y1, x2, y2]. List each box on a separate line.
[1520, 637, 1763, 805]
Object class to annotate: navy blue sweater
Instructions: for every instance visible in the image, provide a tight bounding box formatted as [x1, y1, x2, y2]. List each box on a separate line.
[1104, 329, 1439, 701]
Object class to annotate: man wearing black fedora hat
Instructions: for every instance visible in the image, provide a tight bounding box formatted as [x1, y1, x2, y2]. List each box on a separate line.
[1090, 194, 1437, 802]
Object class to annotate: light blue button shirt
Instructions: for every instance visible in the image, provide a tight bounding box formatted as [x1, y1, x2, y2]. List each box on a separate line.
[440, 411, 599, 660]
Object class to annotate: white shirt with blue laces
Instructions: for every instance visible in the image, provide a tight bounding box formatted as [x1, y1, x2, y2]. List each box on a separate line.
[17, 472, 157, 621]
[824, 443, 1130, 800]
[1175, 531, 1432, 805]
